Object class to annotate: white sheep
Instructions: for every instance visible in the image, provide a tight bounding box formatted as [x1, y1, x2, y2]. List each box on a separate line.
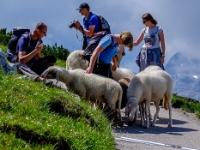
[66, 50, 88, 70]
[41, 66, 123, 120]
[66, 49, 134, 81]
[126, 68, 173, 128]
[118, 77, 139, 126]
[143, 65, 163, 72]
[112, 68, 134, 81]
[142, 65, 164, 120]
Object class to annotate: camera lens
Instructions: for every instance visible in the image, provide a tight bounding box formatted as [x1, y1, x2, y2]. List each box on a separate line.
[69, 22, 76, 28]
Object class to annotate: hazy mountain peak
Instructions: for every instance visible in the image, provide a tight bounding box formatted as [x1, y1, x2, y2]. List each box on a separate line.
[165, 52, 200, 101]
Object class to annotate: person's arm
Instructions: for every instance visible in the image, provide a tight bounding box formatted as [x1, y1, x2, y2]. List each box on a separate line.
[76, 25, 95, 37]
[84, 25, 95, 37]
[35, 40, 43, 59]
[133, 33, 144, 46]
[74, 16, 97, 37]
[35, 52, 41, 60]
[18, 44, 43, 63]
[85, 45, 104, 73]
[112, 57, 117, 71]
[159, 30, 166, 64]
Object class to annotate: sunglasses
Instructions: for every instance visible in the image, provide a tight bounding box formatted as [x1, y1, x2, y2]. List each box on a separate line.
[39, 29, 46, 35]
[79, 8, 83, 13]
[143, 20, 147, 24]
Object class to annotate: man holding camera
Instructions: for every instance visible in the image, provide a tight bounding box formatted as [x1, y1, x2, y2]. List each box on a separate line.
[72, 3, 109, 62]
[16, 22, 56, 85]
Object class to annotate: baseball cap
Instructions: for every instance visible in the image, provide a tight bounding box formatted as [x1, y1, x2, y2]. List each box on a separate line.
[76, 2, 89, 10]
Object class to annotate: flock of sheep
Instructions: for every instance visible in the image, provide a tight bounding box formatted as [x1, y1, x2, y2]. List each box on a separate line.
[41, 47, 173, 128]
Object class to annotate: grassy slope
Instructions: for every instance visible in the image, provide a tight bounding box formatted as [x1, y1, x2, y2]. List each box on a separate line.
[0, 45, 116, 150]
[0, 73, 116, 150]
[172, 94, 200, 118]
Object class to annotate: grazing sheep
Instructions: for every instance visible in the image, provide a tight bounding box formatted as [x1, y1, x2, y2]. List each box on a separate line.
[143, 65, 163, 72]
[41, 66, 123, 120]
[126, 69, 173, 128]
[66, 50, 88, 70]
[112, 68, 134, 81]
[117, 77, 132, 109]
[117, 77, 139, 125]
[129, 66, 163, 123]
[142, 65, 163, 120]
[65, 49, 134, 81]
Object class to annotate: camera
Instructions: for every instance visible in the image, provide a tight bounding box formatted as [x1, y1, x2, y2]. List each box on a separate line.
[69, 22, 76, 28]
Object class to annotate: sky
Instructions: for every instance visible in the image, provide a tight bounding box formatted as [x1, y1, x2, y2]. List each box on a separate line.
[0, 0, 200, 73]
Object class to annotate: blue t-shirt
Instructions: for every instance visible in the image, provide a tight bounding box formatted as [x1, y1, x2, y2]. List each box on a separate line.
[98, 34, 118, 64]
[83, 12, 100, 42]
[16, 34, 42, 63]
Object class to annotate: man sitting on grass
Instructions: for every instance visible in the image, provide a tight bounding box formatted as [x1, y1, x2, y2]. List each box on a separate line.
[16, 22, 56, 86]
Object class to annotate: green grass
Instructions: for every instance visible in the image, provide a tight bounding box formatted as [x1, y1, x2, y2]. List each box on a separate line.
[0, 44, 7, 52]
[0, 72, 116, 150]
[56, 59, 66, 68]
[0, 43, 115, 149]
[172, 94, 200, 118]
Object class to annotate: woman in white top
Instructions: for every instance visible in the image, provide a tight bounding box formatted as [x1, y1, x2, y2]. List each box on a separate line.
[133, 13, 166, 71]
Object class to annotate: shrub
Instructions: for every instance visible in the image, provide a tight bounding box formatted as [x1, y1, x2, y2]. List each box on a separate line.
[0, 28, 11, 45]
[42, 43, 70, 60]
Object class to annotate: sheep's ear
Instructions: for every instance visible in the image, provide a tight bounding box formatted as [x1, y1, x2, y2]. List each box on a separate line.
[46, 70, 57, 79]
[125, 105, 129, 116]
[41, 68, 55, 79]
[41, 69, 49, 78]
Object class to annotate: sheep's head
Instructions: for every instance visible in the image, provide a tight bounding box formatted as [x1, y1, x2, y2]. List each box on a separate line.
[41, 66, 58, 79]
[125, 97, 138, 121]
[116, 45, 126, 67]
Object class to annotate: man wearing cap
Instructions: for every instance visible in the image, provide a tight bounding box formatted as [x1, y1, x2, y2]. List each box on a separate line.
[74, 2, 109, 62]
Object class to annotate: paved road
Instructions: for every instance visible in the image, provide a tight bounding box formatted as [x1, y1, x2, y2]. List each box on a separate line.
[48, 80, 200, 150]
[114, 105, 200, 150]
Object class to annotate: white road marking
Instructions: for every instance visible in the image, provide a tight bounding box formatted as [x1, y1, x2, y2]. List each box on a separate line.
[115, 137, 199, 150]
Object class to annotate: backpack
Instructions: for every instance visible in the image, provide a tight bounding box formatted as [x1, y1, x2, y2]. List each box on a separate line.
[6, 27, 30, 63]
[0, 48, 17, 74]
[7, 27, 30, 54]
[96, 15, 111, 33]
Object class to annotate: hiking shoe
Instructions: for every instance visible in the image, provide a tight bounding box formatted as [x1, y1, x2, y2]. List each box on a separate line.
[43, 79, 54, 86]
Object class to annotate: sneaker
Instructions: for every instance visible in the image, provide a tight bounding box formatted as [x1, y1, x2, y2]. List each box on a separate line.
[43, 79, 54, 86]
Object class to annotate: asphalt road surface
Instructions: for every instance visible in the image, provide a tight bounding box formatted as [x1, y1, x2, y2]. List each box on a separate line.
[114, 104, 200, 150]
[49, 80, 200, 150]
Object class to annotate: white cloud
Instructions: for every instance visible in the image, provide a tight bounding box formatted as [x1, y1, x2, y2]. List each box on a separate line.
[0, 0, 199, 73]
[193, 75, 198, 79]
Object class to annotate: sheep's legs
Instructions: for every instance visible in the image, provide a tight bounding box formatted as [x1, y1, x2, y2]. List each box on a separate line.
[164, 94, 173, 127]
[152, 101, 160, 126]
[157, 100, 161, 119]
[139, 103, 145, 127]
[168, 104, 172, 127]
[168, 107, 172, 127]
[109, 102, 122, 123]
[134, 105, 139, 123]
[148, 106, 153, 121]
[145, 101, 150, 128]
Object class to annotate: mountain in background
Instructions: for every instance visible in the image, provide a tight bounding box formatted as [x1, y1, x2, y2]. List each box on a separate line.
[165, 52, 200, 101]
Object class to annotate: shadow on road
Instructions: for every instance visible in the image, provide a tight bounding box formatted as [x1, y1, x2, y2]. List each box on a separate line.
[114, 119, 198, 136]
